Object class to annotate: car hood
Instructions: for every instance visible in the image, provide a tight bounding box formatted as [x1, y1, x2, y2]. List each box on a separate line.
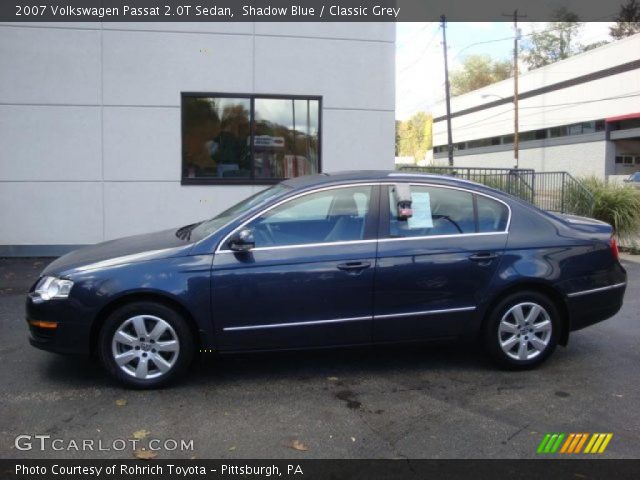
[42, 228, 196, 276]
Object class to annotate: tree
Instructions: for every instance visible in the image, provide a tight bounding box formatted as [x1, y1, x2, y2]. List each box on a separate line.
[396, 112, 432, 163]
[449, 55, 512, 96]
[610, 0, 640, 39]
[522, 8, 583, 70]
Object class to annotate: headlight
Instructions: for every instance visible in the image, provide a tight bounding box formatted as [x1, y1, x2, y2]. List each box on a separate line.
[33, 276, 74, 301]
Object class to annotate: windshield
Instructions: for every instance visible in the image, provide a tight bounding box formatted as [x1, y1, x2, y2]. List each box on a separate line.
[630, 172, 640, 181]
[188, 184, 292, 240]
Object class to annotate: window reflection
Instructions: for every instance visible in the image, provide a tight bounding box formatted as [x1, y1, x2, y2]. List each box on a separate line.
[254, 98, 320, 179]
[182, 95, 320, 184]
[183, 97, 251, 179]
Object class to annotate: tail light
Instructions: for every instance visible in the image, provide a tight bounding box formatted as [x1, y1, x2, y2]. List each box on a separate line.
[610, 237, 619, 261]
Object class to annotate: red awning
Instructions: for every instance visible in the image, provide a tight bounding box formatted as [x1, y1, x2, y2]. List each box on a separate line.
[606, 112, 640, 123]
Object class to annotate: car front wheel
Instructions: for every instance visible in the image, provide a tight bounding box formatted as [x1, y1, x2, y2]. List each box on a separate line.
[483, 291, 560, 369]
[99, 301, 194, 388]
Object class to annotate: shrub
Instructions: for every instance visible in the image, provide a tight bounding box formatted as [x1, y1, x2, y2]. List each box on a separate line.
[575, 177, 640, 241]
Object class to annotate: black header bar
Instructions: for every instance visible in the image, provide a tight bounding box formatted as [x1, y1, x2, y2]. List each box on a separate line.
[0, 0, 621, 22]
[4, 459, 640, 480]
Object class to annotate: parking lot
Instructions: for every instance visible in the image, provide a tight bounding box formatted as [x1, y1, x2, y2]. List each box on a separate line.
[1, 256, 639, 459]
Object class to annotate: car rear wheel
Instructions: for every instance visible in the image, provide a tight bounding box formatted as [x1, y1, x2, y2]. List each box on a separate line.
[99, 301, 194, 388]
[483, 291, 560, 369]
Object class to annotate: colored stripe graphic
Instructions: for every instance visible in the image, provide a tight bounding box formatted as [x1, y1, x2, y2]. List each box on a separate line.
[537, 434, 552, 454]
[539, 433, 613, 454]
[537, 433, 565, 454]
[585, 433, 613, 454]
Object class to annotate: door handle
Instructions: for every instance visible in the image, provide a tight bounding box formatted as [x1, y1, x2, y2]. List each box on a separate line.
[337, 261, 371, 271]
[468, 252, 499, 262]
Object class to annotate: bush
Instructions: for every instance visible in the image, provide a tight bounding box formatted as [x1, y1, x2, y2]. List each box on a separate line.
[575, 177, 640, 241]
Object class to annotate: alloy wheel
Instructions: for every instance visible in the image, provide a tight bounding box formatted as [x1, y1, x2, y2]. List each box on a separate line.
[497, 302, 553, 361]
[111, 315, 180, 380]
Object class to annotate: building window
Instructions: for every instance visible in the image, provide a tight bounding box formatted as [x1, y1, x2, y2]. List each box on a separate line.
[182, 93, 321, 185]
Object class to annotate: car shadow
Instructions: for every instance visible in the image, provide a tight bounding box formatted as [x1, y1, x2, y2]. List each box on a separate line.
[187, 340, 496, 387]
[42, 354, 114, 388]
[38, 340, 497, 390]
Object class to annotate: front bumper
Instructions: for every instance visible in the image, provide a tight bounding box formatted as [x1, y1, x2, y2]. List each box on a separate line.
[26, 294, 92, 355]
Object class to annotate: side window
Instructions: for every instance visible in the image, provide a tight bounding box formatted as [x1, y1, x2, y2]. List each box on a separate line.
[389, 185, 475, 237]
[477, 195, 509, 232]
[248, 186, 372, 247]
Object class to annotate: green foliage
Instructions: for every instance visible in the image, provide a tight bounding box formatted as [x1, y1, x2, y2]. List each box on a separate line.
[610, 0, 640, 39]
[396, 112, 433, 163]
[522, 8, 583, 70]
[450, 54, 513, 96]
[572, 177, 640, 240]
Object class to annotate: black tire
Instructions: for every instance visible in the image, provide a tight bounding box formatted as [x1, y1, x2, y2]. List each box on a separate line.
[483, 291, 561, 369]
[98, 301, 194, 388]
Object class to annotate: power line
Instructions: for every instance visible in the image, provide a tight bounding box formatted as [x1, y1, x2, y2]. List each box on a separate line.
[397, 25, 442, 74]
[439, 91, 640, 133]
[396, 91, 640, 142]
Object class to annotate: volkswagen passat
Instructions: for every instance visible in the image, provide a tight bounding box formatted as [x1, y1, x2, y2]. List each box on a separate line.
[27, 171, 626, 388]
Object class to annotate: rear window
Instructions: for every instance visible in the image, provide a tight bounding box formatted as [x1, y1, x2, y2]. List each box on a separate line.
[477, 195, 509, 232]
[388, 185, 509, 237]
[389, 185, 476, 237]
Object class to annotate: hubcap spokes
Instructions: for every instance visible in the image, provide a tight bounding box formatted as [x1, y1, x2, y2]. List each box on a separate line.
[112, 315, 180, 380]
[498, 302, 552, 361]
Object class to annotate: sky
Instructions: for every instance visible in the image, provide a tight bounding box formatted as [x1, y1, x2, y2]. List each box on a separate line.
[395, 22, 615, 120]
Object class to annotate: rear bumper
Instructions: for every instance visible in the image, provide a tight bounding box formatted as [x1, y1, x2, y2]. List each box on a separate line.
[566, 282, 626, 331]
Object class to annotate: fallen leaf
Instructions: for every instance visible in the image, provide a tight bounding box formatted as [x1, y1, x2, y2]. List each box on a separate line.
[133, 429, 150, 440]
[290, 440, 308, 452]
[228, 446, 236, 451]
[327, 377, 339, 381]
[115, 399, 127, 406]
[133, 448, 157, 460]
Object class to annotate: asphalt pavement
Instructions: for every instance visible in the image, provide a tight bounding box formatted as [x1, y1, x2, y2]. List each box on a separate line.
[1, 256, 638, 459]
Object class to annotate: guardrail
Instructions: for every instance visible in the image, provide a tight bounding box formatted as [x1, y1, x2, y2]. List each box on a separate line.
[397, 166, 594, 216]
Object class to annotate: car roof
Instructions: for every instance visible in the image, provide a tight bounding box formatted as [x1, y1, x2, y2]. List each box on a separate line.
[282, 170, 501, 193]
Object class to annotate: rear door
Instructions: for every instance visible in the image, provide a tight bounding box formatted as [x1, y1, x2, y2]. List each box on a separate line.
[373, 183, 509, 342]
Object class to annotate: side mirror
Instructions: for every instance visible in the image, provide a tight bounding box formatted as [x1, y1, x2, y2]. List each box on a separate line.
[228, 228, 255, 252]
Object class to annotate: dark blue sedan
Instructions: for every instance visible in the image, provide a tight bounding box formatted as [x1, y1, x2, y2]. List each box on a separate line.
[26, 171, 627, 388]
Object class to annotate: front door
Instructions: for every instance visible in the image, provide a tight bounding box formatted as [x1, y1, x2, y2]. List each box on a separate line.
[373, 183, 509, 342]
[212, 184, 380, 350]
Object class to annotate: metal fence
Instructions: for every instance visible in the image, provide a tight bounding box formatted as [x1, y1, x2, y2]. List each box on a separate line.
[397, 166, 594, 216]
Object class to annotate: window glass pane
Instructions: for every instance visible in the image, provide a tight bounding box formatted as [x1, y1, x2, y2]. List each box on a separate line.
[254, 98, 320, 180]
[293, 99, 320, 176]
[476, 195, 509, 232]
[248, 186, 372, 247]
[389, 185, 475, 237]
[191, 184, 291, 240]
[501, 134, 514, 144]
[550, 126, 567, 138]
[183, 96, 251, 179]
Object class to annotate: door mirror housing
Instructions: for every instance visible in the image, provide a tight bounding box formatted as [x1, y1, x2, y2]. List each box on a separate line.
[228, 228, 255, 252]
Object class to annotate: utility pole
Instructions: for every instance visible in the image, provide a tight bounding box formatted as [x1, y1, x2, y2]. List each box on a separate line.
[441, 15, 454, 166]
[503, 9, 526, 169]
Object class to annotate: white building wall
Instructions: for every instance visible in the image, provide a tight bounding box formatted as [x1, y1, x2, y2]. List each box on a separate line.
[437, 141, 607, 178]
[0, 22, 395, 251]
[433, 34, 640, 145]
[432, 33, 640, 177]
